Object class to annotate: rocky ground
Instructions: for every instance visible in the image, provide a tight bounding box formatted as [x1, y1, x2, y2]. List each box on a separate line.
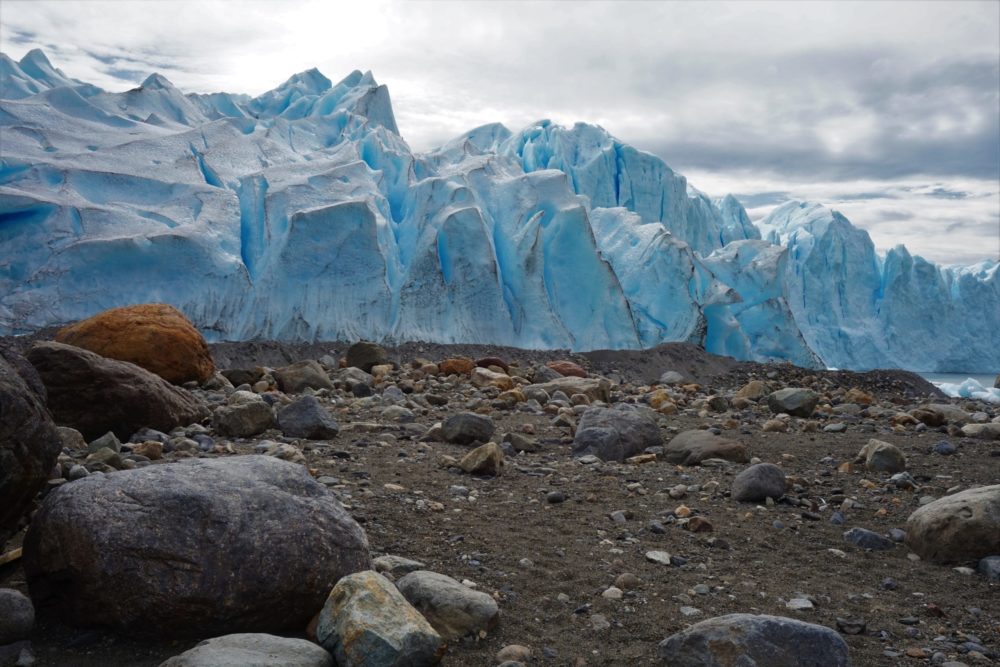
[2, 336, 999, 667]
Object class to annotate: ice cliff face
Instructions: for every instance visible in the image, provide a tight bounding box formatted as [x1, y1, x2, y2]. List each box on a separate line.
[1, 51, 997, 372]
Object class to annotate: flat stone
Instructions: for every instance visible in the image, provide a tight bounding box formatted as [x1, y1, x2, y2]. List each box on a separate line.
[664, 431, 749, 466]
[843, 527, 894, 551]
[159, 633, 333, 667]
[657, 613, 850, 666]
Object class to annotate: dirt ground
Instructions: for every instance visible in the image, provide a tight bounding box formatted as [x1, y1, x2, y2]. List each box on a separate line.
[2, 340, 997, 667]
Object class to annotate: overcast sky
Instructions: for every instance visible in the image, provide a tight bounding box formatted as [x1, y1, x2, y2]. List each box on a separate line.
[3, 0, 998, 265]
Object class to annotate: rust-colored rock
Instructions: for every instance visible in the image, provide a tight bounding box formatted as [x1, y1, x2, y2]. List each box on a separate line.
[55, 304, 214, 385]
[439, 358, 475, 375]
[546, 360, 587, 378]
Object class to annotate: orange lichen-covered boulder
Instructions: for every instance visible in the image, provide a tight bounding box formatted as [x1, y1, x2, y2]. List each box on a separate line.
[439, 358, 475, 376]
[55, 304, 214, 385]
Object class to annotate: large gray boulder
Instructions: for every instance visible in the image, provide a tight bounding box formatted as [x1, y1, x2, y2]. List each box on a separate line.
[396, 570, 500, 640]
[571, 405, 661, 462]
[657, 613, 850, 666]
[529, 376, 611, 403]
[732, 463, 787, 502]
[317, 570, 444, 667]
[273, 360, 334, 394]
[441, 413, 495, 445]
[904, 485, 1000, 563]
[213, 391, 275, 437]
[766, 388, 820, 418]
[26, 341, 209, 441]
[0, 347, 61, 545]
[664, 431, 749, 466]
[277, 396, 340, 439]
[159, 634, 333, 667]
[24, 456, 370, 638]
[345, 341, 388, 373]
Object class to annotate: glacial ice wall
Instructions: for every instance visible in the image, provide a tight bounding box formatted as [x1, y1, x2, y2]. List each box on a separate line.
[1, 50, 997, 372]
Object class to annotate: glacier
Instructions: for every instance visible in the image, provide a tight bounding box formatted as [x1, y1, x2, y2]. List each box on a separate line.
[1, 49, 997, 373]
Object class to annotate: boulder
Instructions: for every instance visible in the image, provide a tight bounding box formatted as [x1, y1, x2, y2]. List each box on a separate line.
[529, 377, 611, 404]
[920, 403, 971, 425]
[277, 396, 340, 440]
[471, 367, 514, 391]
[0, 348, 61, 545]
[396, 570, 500, 640]
[960, 423, 1000, 440]
[441, 413, 495, 445]
[843, 527, 894, 551]
[159, 634, 333, 667]
[659, 371, 686, 385]
[55, 303, 214, 385]
[0, 589, 34, 645]
[214, 391, 275, 437]
[904, 485, 1000, 563]
[475, 357, 509, 373]
[546, 360, 587, 378]
[657, 613, 849, 666]
[766, 388, 819, 418]
[221, 368, 264, 387]
[459, 442, 504, 476]
[571, 406, 661, 462]
[439, 358, 475, 375]
[273, 360, 334, 394]
[731, 463, 787, 502]
[23, 456, 370, 637]
[664, 431, 749, 466]
[735, 380, 769, 400]
[856, 439, 906, 473]
[26, 342, 209, 441]
[345, 341, 388, 373]
[316, 571, 444, 667]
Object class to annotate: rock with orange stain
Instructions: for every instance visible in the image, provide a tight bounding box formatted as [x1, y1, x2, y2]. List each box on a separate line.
[55, 303, 214, 385]
[438, 358, 475, 376]
[546, 360, 587, 378]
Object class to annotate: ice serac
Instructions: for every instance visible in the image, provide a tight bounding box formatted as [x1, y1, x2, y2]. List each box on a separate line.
[1, 50, 998, 372]
[759, 201, 1000, 372]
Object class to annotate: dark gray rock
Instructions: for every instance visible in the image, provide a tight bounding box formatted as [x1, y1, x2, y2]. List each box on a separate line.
[396, 570, 500, 640]
[766, 388, 820, 418]
[0, 640, 33, 667]
[316, 570, 444, 667]
[979, 555, 1000, 582]
[220, 368, 264, 387]
[732, 463, 787, 502]
[26, 342, 209, 441]
[442, 413, 495, 445]
[273, 360, 334, 394]
[664, 431, 749, 466]
[277, 396, 340, 440]
[0, 347, 61, 546]
[345, 342, 388, 373]
[24, 456, 370, 638]
[843, 527, 894, 551]
[159, 633, 333, 667]
[87, 431, 121, 454]
[657, 613, 850, 666]
[0, 589, 34, 644]
[905, 485, 1000, 563]
[571, 405, 661, 462]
